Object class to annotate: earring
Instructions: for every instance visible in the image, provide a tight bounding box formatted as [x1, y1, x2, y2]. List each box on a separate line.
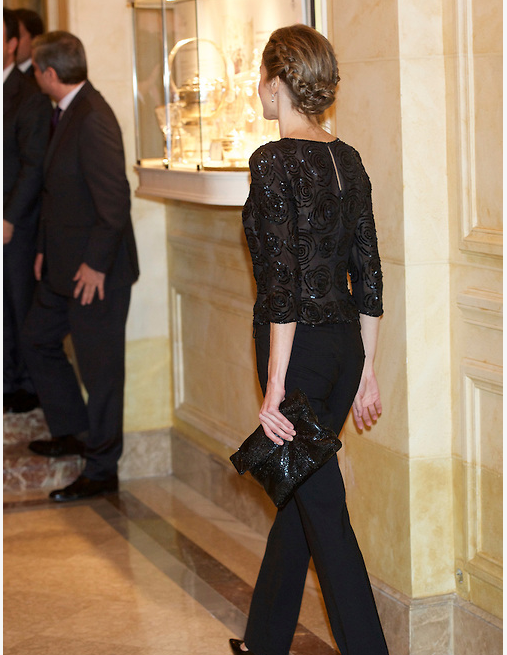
[271, 93, 275, 103]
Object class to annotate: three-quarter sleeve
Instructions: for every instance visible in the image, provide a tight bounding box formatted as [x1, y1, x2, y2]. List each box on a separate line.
[243, 145, 300, 323]
[347, 153, 383, 317]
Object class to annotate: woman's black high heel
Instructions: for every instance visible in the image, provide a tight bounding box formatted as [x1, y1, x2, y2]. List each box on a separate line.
[229, 638, 253, 654]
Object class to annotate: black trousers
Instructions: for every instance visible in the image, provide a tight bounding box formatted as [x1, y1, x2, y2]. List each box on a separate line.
[244, 322, 389, 655]
[21, 280, 131, 480]
[3, 229, 37, 394]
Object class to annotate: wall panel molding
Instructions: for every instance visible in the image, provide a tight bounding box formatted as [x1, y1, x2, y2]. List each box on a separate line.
[170, 288, 184, 409]
[460, 358, 503, 598]
[169, 233, 250, 274]
[455, 0, 502, 258]
[457, 287, 503, 331]
[170, 284, 256, 449]
[171, 281, 252, 321]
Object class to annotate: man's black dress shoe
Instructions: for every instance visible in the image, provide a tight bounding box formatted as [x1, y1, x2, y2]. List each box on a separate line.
[4, 389, 40, 413]
[28, 435, 85, 458]
[49, 475, 119, 502]
[229, 639, 253, 654]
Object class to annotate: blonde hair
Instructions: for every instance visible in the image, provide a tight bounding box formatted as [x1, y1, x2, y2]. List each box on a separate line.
[262, 24, 339, 116]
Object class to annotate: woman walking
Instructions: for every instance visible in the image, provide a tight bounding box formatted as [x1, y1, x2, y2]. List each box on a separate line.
[230, 24, 389, 655]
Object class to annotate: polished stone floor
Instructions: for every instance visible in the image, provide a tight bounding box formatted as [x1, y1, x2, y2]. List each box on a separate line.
[4, 476, 339, 655]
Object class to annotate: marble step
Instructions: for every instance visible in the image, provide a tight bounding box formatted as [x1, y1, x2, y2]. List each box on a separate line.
[3, 407, 50, 446]
[3, 408, 83, 493]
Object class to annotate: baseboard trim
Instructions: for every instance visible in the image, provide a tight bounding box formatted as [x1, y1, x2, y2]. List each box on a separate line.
[118, 427, 172, 480]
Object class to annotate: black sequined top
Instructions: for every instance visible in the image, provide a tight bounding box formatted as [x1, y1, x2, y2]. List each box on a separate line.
[242, 137, 383, 325]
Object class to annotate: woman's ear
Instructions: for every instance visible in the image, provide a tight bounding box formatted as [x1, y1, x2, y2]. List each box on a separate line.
[271, 75, 280, 95]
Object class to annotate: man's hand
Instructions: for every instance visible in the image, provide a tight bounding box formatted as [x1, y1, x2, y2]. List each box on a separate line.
[73, 263, 105, 305]
[34, 253, 44, 280]
[3, 220, 14, 245]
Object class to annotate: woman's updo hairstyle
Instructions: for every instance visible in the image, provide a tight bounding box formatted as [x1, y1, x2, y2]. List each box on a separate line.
[262, 24, 340, 116]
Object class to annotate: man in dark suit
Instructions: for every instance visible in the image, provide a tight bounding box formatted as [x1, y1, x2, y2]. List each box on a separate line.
[3, 8, 52, 413]
[13, 8, 44, 78]
[23, 31, 139, 502]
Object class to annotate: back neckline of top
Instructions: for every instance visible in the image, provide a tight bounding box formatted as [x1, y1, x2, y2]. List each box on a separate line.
[279, 137, 340, 144]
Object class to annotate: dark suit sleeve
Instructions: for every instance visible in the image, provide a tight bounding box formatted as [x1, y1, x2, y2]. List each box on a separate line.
[36, 212, 46, 254]
[4, 91, 52, 227]
[78, 109, 132, 274]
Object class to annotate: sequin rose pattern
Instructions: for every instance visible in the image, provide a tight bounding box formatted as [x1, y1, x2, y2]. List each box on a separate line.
[242, 138, 383, 325]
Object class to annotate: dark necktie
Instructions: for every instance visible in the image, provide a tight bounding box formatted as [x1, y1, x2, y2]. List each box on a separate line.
[50, 105, 62, 139]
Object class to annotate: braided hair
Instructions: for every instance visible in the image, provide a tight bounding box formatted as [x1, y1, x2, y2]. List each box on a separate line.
[262, 24, 339, 116]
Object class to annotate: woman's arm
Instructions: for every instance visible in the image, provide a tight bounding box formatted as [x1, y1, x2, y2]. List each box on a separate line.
[259, 322, 298, 445]
[352, 314, 382, 430]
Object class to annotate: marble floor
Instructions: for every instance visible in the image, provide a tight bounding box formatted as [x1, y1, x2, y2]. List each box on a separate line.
[4, 476, 339, 655]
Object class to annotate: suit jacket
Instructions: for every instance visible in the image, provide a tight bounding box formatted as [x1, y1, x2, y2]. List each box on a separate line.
[3, 66, 52, 240]
[39, 80, 139, 296]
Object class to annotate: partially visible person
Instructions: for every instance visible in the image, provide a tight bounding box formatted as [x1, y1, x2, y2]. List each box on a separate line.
[22, 31, 139, 502]
[13, 8, 44, 77]
[229, 24, 389, 655]
[3, 8, 52, 414]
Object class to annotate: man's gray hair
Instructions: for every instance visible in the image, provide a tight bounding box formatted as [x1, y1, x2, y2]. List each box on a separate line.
[32, 31, 87, 84]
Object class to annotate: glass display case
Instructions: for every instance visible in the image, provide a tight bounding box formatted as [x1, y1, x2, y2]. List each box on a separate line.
[131, 0, 322, 204]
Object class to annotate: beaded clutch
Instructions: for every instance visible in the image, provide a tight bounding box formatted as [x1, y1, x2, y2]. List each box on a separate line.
[230, 388, 342, 508]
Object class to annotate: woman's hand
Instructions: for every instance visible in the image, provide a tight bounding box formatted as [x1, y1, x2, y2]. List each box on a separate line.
[259, 381, 296, 446]
[352, 368, 382, 430]
[259, 322, 297, 445]
[353, 314, 382, 430]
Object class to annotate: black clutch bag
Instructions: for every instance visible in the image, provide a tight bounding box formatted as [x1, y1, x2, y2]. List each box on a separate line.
[230, 388, 342, 508]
